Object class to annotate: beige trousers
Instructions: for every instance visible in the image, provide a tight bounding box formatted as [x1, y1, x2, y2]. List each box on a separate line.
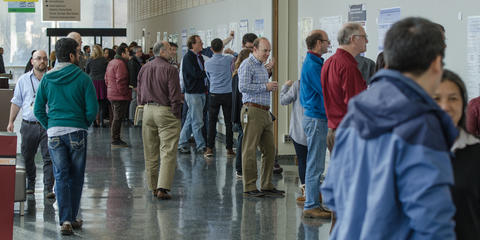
[241, 105, 275, 192]
[142, 104, 181, 191]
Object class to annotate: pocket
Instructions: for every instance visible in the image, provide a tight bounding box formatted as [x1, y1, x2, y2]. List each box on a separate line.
[70, 131, 86, 150]
[48, 137, 61, 149]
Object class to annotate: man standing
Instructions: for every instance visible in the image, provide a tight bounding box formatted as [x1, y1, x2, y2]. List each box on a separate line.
[138, 41, 182, 200]
[239, 37, 284, 197]
[83, 45, 91, 58]
[299, 30, 331, 218]
[0, 47, 5, 73]
[7, 50, 55, 198]
[34, 38, 98, 235]
[128, 46, 143, 126]
[105, 45, 132, 147]
[204, 38, 235, 157]
[321, 23, 367, 151]
[178, 35, 208, 154]
[321, 17, 456, 239]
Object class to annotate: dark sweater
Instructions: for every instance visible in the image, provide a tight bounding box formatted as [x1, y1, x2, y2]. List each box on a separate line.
[231, 73, 242, 124]
[181, 50, 207, 94]
[85, 57, 108, 81]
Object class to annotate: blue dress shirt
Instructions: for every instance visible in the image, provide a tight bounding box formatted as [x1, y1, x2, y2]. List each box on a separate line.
[238, 54, 270, 107]
[205, 53, 234, 94]
[11, 70, 42, 122]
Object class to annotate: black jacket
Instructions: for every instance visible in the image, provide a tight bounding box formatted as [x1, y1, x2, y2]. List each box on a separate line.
[0, 55, 5, 74]
[231, 73, 242, 124]
[451, 133, 480, 240]
[85, 57, 108, 81]
[128, 57, 142, 88]
[182, 50, 207, 94]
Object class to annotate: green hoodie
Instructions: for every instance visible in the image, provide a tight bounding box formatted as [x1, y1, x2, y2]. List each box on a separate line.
[34, 64, 98, 130]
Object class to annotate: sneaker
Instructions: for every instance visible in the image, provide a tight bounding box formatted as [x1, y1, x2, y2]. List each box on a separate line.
[243, 190, 265, 198]
[178, 146, 191, 154]
[235, 171, 242, 179]
[61, 222, 74, 235]
[226, 149, 236, 158]
[303, 207, 332, 219]
[72, 219, 83, 230]
[204, 147, 214, 157]
[45, 191, 56, 199]
[273, 163, 283, 174]
[26, 189, 34, 194]
[111, 140, 128, 148]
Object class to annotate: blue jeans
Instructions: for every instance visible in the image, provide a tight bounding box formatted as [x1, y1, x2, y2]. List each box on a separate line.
[48, 130, 87, 225]
[302, 116, 328, 210]
[179, 93, 206, 151]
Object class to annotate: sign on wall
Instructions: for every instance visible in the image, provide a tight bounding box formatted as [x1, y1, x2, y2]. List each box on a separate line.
[42, 0, 80, 21]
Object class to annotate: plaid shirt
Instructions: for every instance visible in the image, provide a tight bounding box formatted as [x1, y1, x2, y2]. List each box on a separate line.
[238, 54, 270, 106]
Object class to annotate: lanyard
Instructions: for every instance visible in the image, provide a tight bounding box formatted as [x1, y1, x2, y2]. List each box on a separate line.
[29, 73, 37, 97]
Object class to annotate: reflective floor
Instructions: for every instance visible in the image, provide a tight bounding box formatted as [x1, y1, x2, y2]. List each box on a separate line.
[13, 126, 331, 239]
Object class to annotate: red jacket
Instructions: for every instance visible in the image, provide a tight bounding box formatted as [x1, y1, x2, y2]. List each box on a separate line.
[105, 58, 132, 101]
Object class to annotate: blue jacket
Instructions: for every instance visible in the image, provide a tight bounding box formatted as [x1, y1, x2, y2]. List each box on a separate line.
[300, 52, 327, 119]
[321, 69, 458, 240]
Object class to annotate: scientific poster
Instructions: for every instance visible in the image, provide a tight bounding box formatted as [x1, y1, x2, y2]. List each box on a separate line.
[181, 29, 188, 56]
[197, 30, 206, 45]
[298, 17, 313, 76]
[348, 4, 366, 28]
[216, 24, 228, 42]
[254, 19, 265, 37]
[206, 29, 213, 47]
[229, 22, 239, 52]
[320, 15, 342, 60]
[239, 19, 249, 43]
[467, 16, 480, 99]
[377, 7, 401, 51]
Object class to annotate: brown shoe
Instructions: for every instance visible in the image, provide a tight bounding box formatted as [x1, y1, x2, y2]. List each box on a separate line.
[303, 207, 332, 219]
[156, 189, 172, 200]
[296, 196, 305, 205]
[72, 219, 83, 230]
[226, 149, 236, 157]
[204, 147, 214, 157]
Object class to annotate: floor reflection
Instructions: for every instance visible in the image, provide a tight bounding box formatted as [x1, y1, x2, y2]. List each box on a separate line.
[13, 126, 331, 239]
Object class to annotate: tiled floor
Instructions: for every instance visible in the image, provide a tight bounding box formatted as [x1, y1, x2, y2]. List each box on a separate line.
[13, 126, 331, 239]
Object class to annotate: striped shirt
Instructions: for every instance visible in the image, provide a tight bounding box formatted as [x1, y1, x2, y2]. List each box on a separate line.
[238, 54, 270, 106]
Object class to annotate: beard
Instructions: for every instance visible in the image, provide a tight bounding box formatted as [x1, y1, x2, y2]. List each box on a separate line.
[34, 64, 47, 72]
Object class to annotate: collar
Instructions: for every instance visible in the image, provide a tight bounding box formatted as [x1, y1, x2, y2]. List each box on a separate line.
[213, 53, 223, 57]
[307, 51, 324, 60]
[451, 128, 480, 152]
[336, 48, 357, 65]
[249, 53, 263, 65]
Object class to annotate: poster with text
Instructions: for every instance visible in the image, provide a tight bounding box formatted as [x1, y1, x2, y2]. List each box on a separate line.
[320, 15, 342, 60]
[377, 7, 401, 51]
[298, 17, 313, 78]
[467, 16, 480, 99]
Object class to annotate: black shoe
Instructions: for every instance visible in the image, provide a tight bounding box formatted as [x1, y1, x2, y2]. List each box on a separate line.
[273, 164, 283, 174]
[111, 140, 128, 148]
[178, 146, 191, 154]
[243, 190, 265, 198]
[261, 188, 285, 197]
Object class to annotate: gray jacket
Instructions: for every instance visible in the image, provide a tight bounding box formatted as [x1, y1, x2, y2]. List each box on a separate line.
[280, 80, 307, 146]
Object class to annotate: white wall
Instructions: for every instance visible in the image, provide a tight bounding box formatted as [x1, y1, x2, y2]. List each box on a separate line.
[299, 0, 480, 99]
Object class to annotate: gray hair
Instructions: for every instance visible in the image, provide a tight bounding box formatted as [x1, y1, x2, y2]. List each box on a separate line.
[337, 23, 363, 45]
[153, 42, 167, 57]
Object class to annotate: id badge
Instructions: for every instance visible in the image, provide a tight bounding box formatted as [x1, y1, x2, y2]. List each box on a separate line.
[243, 114, 248, 124]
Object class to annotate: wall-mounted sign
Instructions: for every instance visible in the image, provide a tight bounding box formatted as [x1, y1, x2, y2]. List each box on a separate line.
[42, 0, 80, 21]
[8, 2, 35, 13]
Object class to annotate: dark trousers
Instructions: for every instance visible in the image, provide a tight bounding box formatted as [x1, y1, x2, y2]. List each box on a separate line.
[203, 93, 209, 141]
[292, 140, 308, 185]
[235, 124, 243, 172]
[20, 120, 54, 191]
[111, 100, 129, 142]
[207, 93, 233, 149]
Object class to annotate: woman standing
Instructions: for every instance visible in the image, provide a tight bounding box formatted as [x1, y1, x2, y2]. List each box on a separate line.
[433, 69, 480, 240]
[86, 45, 108, 127]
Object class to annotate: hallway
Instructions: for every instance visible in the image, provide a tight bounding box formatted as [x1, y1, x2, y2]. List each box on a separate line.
[13, 126, 331, 239]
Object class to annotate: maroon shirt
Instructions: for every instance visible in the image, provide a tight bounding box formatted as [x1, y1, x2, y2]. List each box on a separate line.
[467, 96, 480, 137]
[137, 56, 183, 119]
[321, 48, 366, 129]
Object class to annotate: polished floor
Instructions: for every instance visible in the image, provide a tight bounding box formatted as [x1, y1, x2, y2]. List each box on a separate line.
[13, 126, 332, 239]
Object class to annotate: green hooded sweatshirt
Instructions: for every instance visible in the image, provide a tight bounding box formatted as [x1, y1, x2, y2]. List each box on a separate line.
[34, 64, 98, 130]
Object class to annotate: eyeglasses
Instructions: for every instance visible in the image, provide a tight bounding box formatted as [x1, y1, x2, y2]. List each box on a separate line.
[353, 34, 368, 40]
[319, 39, 331, 44]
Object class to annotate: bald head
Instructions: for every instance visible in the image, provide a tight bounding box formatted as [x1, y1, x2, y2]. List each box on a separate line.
[306, 29, 330, 55]
[67, 32, 82, 47]
[153, 41, 171, 59]
[31, 50, 48, 72]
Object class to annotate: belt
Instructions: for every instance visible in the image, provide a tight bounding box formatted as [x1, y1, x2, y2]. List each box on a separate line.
[23, 119, 40, 125]
[146, 102, 162, 106]
[244, 102, 270, 111]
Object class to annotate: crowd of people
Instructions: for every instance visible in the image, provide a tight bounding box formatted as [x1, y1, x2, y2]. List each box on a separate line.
[2, 15, 480, 239]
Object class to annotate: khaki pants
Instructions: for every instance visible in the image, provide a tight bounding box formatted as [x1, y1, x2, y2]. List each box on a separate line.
[241, 105, 275, 192]
[142, 104, 181, 191]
